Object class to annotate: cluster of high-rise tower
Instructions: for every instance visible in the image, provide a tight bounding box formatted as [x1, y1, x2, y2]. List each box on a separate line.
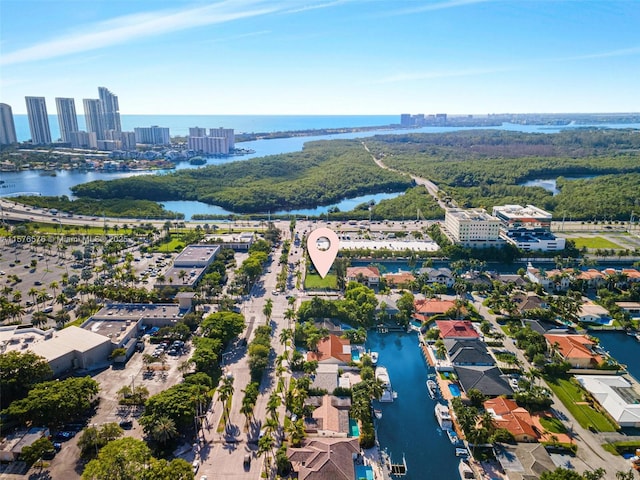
[0, 87, 129, 149]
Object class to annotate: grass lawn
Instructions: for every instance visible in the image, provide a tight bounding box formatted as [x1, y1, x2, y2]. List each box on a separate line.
[151, 237, 186, 253]
[539, 416, 568, 434]
[544, 376, 618, 432]
[572, 236, 623, 250]
[304, 273, 337, 290]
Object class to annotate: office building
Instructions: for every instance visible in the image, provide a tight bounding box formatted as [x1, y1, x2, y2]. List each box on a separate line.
[492, 204, 565, 251]
[25, 96, 52, 144]
[55, 98, 79, 143]
[443, 208, 503, 248]
[134, 126, 170, 145]
[98, 87, 121, 132]
[0, 103, 17, 145]
[83, 99, 106, 140]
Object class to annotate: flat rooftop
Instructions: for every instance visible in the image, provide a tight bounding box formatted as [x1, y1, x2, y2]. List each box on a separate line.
[446, 208, 499, 222]
[174, 244, 220, 266]
[340, 239, 439, 252]
[90, 303, 186, 323]
[493, 204, 552, 219]
[156, 266, 207, 287]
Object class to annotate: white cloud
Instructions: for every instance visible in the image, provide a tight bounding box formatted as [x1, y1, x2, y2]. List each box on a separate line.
[0, 0, 282, 66]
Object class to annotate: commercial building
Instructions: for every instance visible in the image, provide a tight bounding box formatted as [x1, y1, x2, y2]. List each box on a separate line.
[55, 97, 79, 143]
[135, 126, 170, 145]
[443, 208, 503, 248]
[25, 96, 52, 144]
[98, 86, 121, 132]
[0, 428, 50, 462]
[0, 103, 17, 145]
[492, 204, 565, 252]
[156, 244, 220, 289]
[187, 126, 235, 154]
[83, 98, 106, 140]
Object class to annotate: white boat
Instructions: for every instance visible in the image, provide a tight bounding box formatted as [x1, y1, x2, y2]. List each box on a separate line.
[376, 366, 394, 403]
[434, 403, 452, 429]
[426, 379, 438, 399]
[458, 459, 476, 479]
[370, 351, 379, 365]
[446, 429, 460, 445]
[374, 409, 383, 419]
[455, 447, 469, 457]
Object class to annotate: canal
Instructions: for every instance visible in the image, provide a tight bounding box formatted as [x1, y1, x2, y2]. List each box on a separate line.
[367, 330, 459, 480]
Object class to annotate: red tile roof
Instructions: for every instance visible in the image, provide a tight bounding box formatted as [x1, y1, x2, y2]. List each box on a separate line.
[346, 266, 380, 278]
[484, 397, 538, 440]
[383, 272, 416, 286]
[307, 334, 352, 364]
[415, 299, 456, 316]
[435, 320, 479, 339]
[543, 334, 602, 363]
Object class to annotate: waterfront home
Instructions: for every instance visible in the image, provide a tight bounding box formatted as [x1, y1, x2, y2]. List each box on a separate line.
[287, 437, 360, 480]
[383, 271, 416, 289]
[418, 267, 455, 287]
[304, 395, 351, 437]
[346, 266, 380, 288]
[616, 301, 640, 317]
[435, 320, 479, 340]
[577, 301, 612, 325]
[454, 365, 513, 397]
[310, 363, 340, 392]
[444, 339, 495, 366]
[307, 334, 352, 365]
[494, 443, 555, 480]
[543, 334, 603, 368]
[484, 397, 538, 442]
[414, 299, 458, 322]
[575, 269, 606, 288]
[575, 375, 640, 428]
[526, 263, 571, 291]
[622, 268, 640, 283]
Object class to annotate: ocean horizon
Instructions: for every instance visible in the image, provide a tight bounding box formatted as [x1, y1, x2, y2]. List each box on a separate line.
[12, 114, 399, 143]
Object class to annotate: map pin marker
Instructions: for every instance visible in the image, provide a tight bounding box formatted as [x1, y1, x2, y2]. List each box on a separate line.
[307, 227, 340, 279]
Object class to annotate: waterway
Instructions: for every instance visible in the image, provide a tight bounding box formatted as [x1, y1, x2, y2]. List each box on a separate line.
[519, 175, 598, 195]
[591, 331, 640, 380]
[366, 330, 459, 480]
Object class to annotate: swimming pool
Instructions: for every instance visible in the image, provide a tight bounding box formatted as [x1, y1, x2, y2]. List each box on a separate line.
[352, 349, 361, 362]
[448, 384, 461, 397]
[349, 418, 360, 437]
[355, 465, 374, 480]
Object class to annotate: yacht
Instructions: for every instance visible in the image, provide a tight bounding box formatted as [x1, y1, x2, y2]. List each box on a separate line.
[374, 409, 383, 419]
[426, 379, 438, 399]
[455, 447, 469, 457]
[458, 459, 476, 479]
[376, 366, 394, 403]
[434, 403, 452, 429]
[370, 351, 379, 365]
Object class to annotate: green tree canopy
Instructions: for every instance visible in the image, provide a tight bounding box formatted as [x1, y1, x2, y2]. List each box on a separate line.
[0, 351, 53, 407]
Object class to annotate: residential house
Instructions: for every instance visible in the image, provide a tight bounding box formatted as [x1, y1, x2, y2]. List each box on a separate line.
[346, 266, 380, 287]
[484, 397, 538, 442]
[494, 443, 555, 480]
[575, 269, 605, 289]
[578, 301, 611, 325]
[616, 302, 640, 317]
[304, 395, 351, 437]
[435, 320, 479, 340]
[622, 269, 640, 283]
[526, 263, 571, 291]
[575, 375, 640, 428]
[287, 437, 360, 480]
[454, 365, 513, 397]
[543, 334, 603, 368]
[511, 292, 548, 315]
[444, 339, 495, 366]
[414, 299, 457, 322]
[307, 334, 352, 365]
[383, 271, 416, 289]
[418, 267, 455, 287]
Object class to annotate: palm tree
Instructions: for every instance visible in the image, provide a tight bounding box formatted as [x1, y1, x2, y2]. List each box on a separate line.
[266, 392, 281, 420]
[151, 415, 178, 444]
[284, 418, 306, 447]
[28, 287, 39, 311]
[240, 402, 254, 430]
[49, 281, 59, 301]
[279, 328, 293, 350]
[257, 433, 275, 478]
[32, 311, 48, 328]
[263, 298, 273, 324]
[217, 375, 235, 426]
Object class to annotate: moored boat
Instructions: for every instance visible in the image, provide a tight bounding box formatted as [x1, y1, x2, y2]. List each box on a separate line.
[376, 366, 395, 402]
[426, 379, 438, 399]
[434, 402, 452, 429]
[458, 459, 476, 479]
[374, 409, 383, 419]
[371, 351, 379, 365]
[455, 447, 469, 457]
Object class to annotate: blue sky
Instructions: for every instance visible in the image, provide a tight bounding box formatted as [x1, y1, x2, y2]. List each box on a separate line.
[1, 0, 639, 115]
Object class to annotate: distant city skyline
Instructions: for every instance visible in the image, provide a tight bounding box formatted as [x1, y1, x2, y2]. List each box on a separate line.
[1, 0, 639, 115]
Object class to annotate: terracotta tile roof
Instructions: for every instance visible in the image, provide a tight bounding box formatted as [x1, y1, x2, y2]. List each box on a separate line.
[622, 269, 640, 280]
[435, 320, 479, 339]
[287, 438, 359, 480]
[307, 334, 352, 364]
[543, 334, 602, 363]
[484, 397, 538, 440]
[383, 272, 416, 286]
[415, 299, 456, 316]
[346, 266, 380, 278]
[576, 269, 605, 281]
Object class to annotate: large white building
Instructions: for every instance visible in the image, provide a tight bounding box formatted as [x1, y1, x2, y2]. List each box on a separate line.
[443, 208, 503, 248]
[98, 86, 121, 132]
[0, 103, 17, 145]
[576, 375, 640, 428]
[188, 126, 235, 154]
[83, 98, 106, 140]
[135, 126, 170, 145]
[492, 204, 565, 252]
[25, 96, 52, 144]
[55, 97, 79, 143]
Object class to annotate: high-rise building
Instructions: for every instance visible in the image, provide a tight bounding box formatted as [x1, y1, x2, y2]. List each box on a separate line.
[83, 99, 106, 140]
[443, 208, 503, 248]
[55, 98, 79, 143]
[134, 126, 170, 145]
[25, 97, 52, 144]
[98, 87, 121, 132]
[189, 127, 207, 137]
[0, 103, 17, 145]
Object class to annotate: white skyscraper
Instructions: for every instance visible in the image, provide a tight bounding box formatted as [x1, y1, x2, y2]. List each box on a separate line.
[25, 96, 52, 144]
[55, 98, 79, 143]
[98, 87, 121, 132]
[83, 99, 106, 140]
[0, 103, 17, 145]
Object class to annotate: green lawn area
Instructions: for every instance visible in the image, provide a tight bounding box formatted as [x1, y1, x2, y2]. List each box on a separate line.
[539, 416, 568, 434]
[571, 236, 623, 250]
[544, 376, 618, 432]
[304, 273, 337, 290]
[151, 237, 186, 253]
